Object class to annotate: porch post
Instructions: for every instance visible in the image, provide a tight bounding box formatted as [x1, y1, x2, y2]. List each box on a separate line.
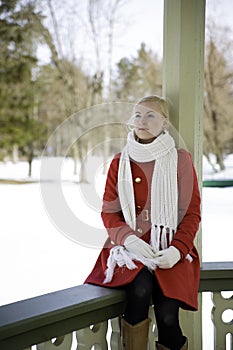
[162, 0, 205, 349]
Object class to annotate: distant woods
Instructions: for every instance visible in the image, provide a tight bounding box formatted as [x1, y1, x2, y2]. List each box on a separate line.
[0, 0, 232, 177]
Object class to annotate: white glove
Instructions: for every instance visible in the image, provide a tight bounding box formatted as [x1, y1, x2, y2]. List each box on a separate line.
[155, 246, 181, 269]
[124, 235, 156, 259]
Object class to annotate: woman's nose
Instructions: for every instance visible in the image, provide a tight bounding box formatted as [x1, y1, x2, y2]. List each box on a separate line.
[140, 115, 147, 124]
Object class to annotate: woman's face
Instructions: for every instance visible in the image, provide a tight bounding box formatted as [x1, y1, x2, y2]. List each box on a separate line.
[133, 101, 168, 142]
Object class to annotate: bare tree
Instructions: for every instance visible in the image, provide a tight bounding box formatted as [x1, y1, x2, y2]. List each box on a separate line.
[34, 0, 93, 181]
[103, 0, 127, 100]
[204, 22, 233, 171]
[35, 0, 132, 180]
[86, 0, 129, 169]
[87, 0, 128, 102]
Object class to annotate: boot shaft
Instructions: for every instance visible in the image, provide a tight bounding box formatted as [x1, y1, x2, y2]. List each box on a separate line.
[121, 318, 150, 350]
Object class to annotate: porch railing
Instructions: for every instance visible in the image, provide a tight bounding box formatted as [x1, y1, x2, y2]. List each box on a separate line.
[0, 262, 232, 350]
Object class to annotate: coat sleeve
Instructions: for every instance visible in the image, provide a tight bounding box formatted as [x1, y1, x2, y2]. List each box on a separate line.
[101, 154, 134, 245]
[171, 149, 201, 258]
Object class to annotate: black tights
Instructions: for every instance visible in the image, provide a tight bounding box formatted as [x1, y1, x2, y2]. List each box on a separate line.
[124, 268, 184, 350]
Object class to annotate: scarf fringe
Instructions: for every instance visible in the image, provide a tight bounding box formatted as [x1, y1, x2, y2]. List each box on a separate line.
[103, 245, 158, 284]
[150, 225, 176, 251]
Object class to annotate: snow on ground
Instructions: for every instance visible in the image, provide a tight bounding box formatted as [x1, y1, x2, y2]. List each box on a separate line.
[0, 155, 232, 349]
[203, 153, 233, 180]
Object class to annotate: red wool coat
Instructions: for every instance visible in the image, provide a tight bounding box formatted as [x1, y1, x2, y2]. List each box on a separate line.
[85, 149, 201, 311]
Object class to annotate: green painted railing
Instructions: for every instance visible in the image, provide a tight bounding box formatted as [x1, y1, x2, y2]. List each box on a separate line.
[0, 262, 232, 350]
[203, 180, 233, 187]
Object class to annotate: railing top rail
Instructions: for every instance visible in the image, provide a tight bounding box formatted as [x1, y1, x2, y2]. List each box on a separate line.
[0, 284, 126, 349]
[199, 261, 233, 292]
[0, 261, 232, 349]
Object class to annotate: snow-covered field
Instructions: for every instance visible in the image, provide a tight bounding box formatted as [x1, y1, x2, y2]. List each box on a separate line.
[0, 154, 232, 349]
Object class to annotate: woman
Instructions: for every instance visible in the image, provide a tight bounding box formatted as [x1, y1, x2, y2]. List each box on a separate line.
[85, 95, 201, 350]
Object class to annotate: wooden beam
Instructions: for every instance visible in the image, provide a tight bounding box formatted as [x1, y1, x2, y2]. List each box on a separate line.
[162, 0, 206, 348]
[163, 0, 205, 165]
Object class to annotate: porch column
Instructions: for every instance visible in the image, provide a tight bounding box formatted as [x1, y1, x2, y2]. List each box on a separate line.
[162, 0, 205, 349]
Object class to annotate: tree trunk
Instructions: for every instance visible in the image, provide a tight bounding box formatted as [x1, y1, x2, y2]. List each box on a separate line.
[12, 144, 19, 163]
[205, 153, 218, 173]
[77, 142, 88, 183]
[28, 149, 34, 177]
[103, 130, 110, 174]
[216, 152, 225, 171]
[72, 142, 79, 176]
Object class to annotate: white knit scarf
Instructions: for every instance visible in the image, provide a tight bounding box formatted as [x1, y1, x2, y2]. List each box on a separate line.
[103, 131, 188, 284]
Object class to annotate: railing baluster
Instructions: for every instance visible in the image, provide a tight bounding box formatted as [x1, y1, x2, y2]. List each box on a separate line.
[76, 321, 108, 349]
[110, 317, 121, 350]
[36, 334, 73, 349]
[212, 291, 233, 350]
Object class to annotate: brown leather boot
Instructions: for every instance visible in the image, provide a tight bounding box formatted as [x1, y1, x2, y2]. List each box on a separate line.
[156, 336, 188, 350]
[121, 318, 150, 350]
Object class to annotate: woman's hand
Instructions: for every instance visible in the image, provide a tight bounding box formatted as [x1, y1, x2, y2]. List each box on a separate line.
[124, 235, 156, 259]
[155, 246, 181, 269]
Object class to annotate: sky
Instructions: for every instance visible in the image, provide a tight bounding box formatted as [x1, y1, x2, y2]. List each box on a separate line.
[37, 0, 233, 73]
[110, 0, 233, 62]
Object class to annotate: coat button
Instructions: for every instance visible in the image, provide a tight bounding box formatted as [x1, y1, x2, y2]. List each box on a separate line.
[135, 177, 142, 183]
[137, 228, 143, 234]
[110, 240, 115, 245]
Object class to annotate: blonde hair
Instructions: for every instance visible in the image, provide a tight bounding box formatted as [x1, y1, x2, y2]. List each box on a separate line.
[136, 95, 170, 119]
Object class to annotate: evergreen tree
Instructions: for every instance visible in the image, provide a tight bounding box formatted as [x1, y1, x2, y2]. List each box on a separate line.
[113, 43, 162, 102]
[0, 0, 46, 173]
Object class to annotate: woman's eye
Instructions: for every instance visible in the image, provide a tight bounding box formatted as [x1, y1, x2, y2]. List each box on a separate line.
[135, 114, 141, 118]
[148, 114, 155, 118]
